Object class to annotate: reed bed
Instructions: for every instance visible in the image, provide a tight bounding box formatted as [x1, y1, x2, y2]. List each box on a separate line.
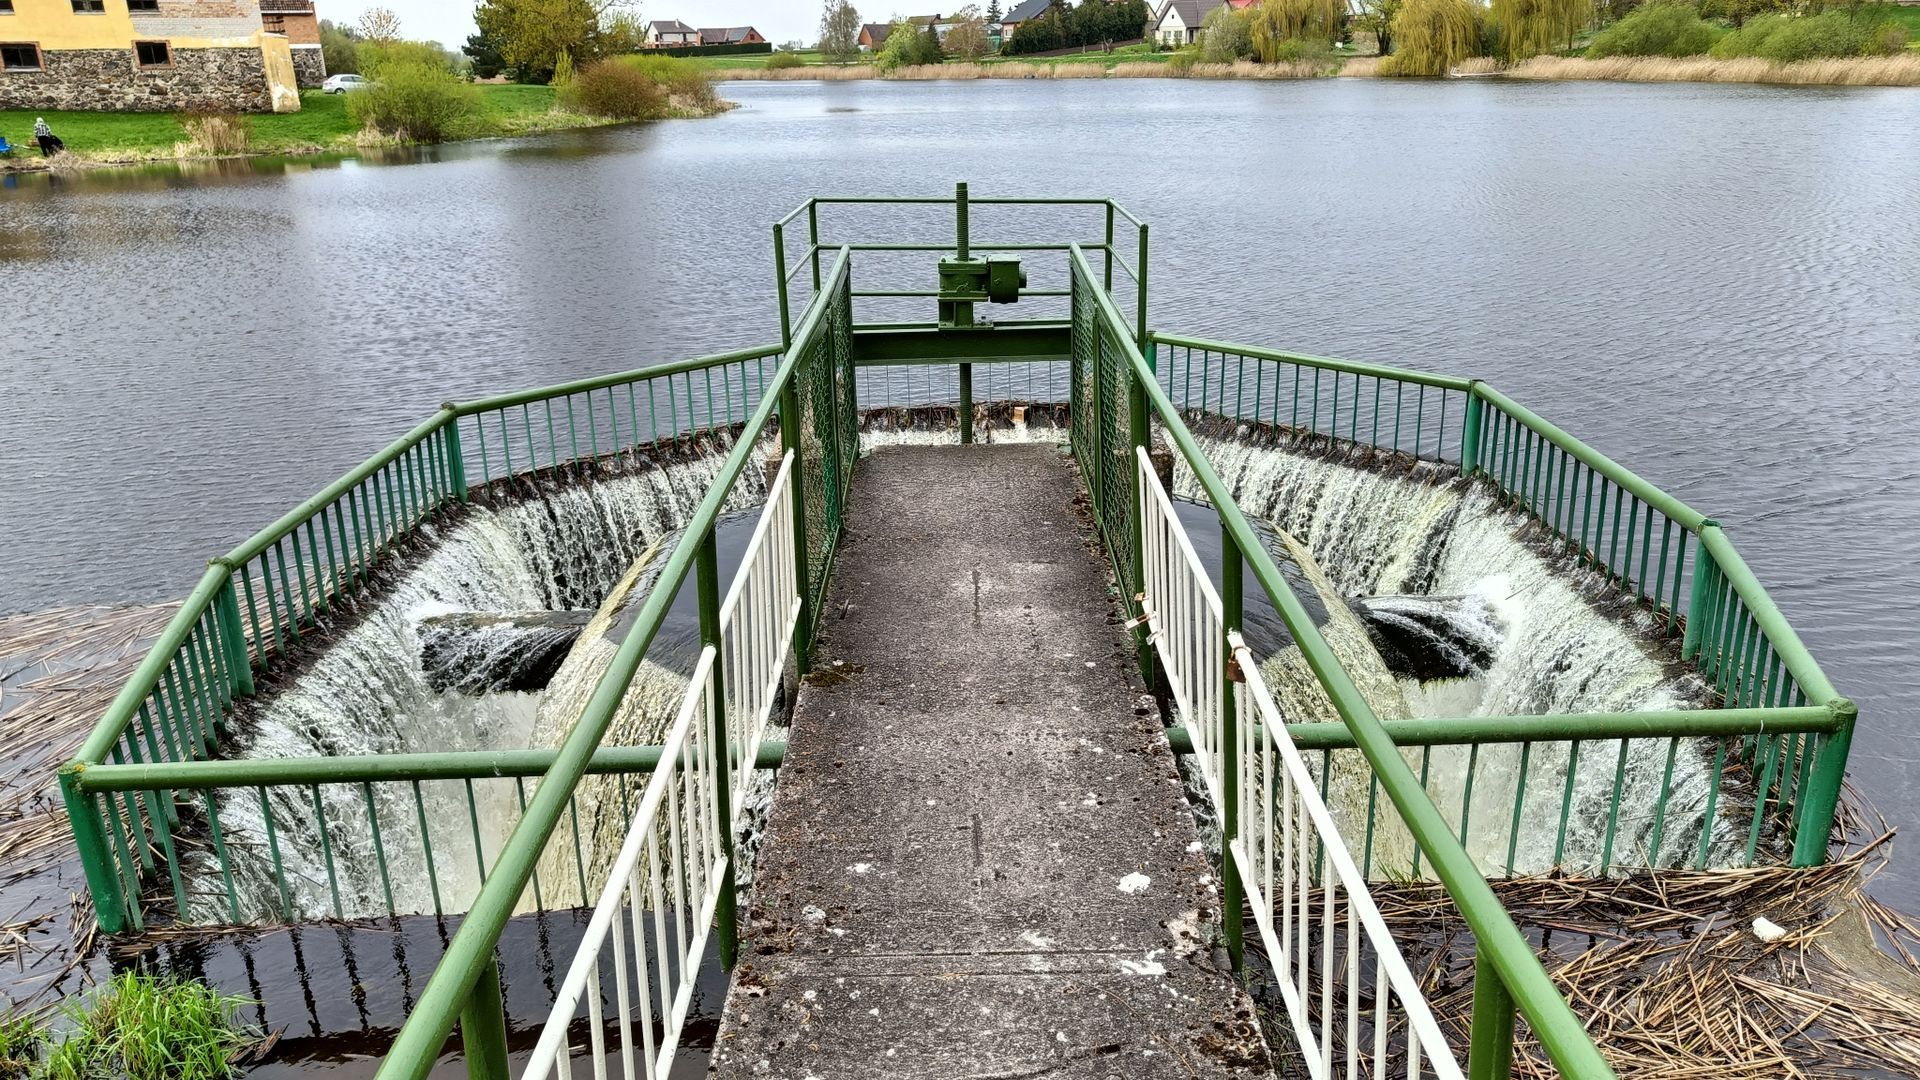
[709, 64, 877, 81]
[1449, 57, 1503, 75]
[1319, 831, 1920, 1078]
[1509, 52, 1920, 86]
[1339, 56, 1387, 76]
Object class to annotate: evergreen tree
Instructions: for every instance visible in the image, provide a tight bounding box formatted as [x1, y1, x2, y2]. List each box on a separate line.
[987, 0, 1002, 21]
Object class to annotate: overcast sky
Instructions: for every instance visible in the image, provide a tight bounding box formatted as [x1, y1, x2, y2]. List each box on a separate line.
[348, 1, 896, 53]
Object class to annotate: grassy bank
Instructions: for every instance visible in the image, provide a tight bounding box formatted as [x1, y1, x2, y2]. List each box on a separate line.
[0, 83, 701, 171]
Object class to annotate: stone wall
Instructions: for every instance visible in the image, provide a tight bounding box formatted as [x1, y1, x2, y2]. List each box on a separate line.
[0, 47, 273, 112]
[290, 44, 325, 87]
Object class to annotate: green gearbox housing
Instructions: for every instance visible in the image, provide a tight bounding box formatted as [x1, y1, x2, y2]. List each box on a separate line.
[937, 254, 1026, 328]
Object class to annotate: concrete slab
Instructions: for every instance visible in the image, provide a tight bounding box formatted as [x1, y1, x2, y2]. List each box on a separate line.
[711, 445, 1271, 1079]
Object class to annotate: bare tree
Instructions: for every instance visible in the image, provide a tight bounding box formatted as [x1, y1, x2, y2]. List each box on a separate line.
[945, 4, 990, 58]
[357, 5, 402, 41]
[819, 0, 862, 63]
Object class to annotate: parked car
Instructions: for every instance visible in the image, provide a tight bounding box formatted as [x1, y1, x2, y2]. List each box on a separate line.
[322, 74, 370, 94]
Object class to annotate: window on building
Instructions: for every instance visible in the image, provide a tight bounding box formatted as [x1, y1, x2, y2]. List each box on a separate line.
[127, 0, 160, 11]
[0, 42, 39, 70]
[0, 0, 14, 14]
[134, 39, 169, 66]
[70, 0, 105, 12]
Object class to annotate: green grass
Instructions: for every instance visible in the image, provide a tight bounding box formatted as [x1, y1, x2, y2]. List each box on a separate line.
[1, 84, 568, 161]
[0, 973, 258, 1080]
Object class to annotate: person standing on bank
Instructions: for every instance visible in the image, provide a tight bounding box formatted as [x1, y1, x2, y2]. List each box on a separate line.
[33, 118, 64, 157]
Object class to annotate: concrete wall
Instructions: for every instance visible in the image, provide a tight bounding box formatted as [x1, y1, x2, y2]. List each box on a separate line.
[0, 44, 285, 111]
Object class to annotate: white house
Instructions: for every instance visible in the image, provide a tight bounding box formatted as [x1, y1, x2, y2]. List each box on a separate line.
[645, 19, 699, 47]
[1153, 0, 1226, 46]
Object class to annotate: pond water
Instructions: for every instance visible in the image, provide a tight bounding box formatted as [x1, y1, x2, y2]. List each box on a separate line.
[3, 77, 1917, 899]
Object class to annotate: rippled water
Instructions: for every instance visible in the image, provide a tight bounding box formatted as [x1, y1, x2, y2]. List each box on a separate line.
[3, 78, 1917, 898]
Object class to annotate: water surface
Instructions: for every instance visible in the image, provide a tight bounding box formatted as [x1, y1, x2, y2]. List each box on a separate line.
[4, 77, 1917, 896]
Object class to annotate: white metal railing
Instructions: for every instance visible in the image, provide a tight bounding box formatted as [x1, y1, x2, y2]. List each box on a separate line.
[720, 450, 803, 822]
[1134, 446, 1463, 1079]
[522, 451, 802, 1080]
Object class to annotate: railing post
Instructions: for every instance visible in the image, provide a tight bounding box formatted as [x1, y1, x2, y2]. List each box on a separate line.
[1792, 698, 1856, 867]
[1135, 222, 1149, 350]
[60, 765, 128, 935]
[458, 956, 511, 1080]
[212, 568, 256, 698]
[779, 378, 812, 675]
[1103, 201, 1115, 291]
[954, 180, 970, 261]
[1681, 525, 1719, 661]
[1219, 521, 1244, 974]
[697, 528, 739, 968]
[959, 362, 974, 445]
[1467, 952, 1517, 1080]
[774, 222, 793, 349]
[441, 408, 469, 503]
[807, 200, 822, 292]
[1128, 365, 1152, 682]
[1460, 386, 1484, 478]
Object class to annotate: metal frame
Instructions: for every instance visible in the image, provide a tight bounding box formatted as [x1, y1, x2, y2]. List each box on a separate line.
[57, 190, 1855, 1080]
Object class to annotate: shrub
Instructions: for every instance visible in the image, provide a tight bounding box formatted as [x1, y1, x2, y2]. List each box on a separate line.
[561, 59, 667, 118]
[1165, 46, 1203, 73]
[349, 44, 481, 142]
[1712, 11, 1906, 62]
[618, 54, 717, 109]
[765, 51, 808, 69]
[1585, 2, 1722, 57]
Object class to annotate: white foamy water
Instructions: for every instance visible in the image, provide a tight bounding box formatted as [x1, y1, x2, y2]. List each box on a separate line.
[186, 448, 764, 922]
[1176, 431, 1739, 877]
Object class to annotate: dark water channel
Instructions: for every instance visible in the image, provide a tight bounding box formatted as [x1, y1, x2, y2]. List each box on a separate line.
[3, 77, 1919, 1051]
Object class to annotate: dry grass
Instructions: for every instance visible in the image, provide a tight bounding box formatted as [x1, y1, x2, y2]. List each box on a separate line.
[709, 64, 877, 81]
[1509, 52, 1920, 85]
[175, 113, 250, 157]
[1339, 55, 1387, 76]
[1450, 56, 1503, 75]
[1336, 831, 1920, 1078]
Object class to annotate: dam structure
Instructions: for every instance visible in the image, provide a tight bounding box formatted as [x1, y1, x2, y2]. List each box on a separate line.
[58, 188, 1856, 1079]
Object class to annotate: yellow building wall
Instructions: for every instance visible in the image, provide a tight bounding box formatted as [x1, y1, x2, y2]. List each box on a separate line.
[1, 0, 275, 51]
[3, 0, 141, 48]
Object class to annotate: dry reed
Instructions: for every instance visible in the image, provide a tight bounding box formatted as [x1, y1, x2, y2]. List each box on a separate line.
[1339, 56, 1387, 76]
[708, 64, 877, 81]
[1449, 56, 1502, 75]
[176, 114, 251, 157]
[1337, 831, 1920, 1078]
[1508, 52, 1920, 86]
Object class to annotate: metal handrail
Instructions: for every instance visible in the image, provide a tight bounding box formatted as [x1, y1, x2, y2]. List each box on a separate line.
[1068, 243, 1614, 1078]
[370, 248, 855, 1080]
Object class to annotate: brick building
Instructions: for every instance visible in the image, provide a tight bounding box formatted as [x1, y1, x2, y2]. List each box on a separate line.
[258, 0, 322, 86]
[0, 0, 302, 112]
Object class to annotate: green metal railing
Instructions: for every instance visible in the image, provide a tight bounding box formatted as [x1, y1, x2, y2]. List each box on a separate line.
[60, 343, 800, 934]
[1067, 246, 1614, 1077]
[61, 189, 1857, 1079]
[1147, 334, 1855, 875]
[364, 249, 858, 1080]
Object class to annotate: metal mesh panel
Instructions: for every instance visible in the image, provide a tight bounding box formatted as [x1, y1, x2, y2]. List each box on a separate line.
[1068, 255, 1137, 605]
[795, 261, 857, 606]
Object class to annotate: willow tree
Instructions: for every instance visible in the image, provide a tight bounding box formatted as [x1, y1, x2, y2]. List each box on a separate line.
[1249, 0, 1345, 60]
[1491, 0, 1591, 58]
[1385, 0, 1482, 73]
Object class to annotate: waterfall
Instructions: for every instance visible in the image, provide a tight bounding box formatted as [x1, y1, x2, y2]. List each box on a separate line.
[1173, 431, 1736, 878]
[185, 444, 767, 923]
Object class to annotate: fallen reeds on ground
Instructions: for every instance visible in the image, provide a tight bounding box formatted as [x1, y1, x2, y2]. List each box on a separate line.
[1336, 830, 1920, 1078]
[1508, 52, 1920, 86]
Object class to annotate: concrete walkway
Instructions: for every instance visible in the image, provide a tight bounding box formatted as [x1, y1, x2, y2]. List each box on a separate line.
[711, 444, 1270, 1079]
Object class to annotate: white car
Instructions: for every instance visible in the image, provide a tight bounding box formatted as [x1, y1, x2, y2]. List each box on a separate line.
[322, 74, 370, 94]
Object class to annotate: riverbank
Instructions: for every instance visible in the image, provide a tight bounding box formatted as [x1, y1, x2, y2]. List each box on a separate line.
[705, 51, 1920, 87]
[0, 85, 729, 175]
